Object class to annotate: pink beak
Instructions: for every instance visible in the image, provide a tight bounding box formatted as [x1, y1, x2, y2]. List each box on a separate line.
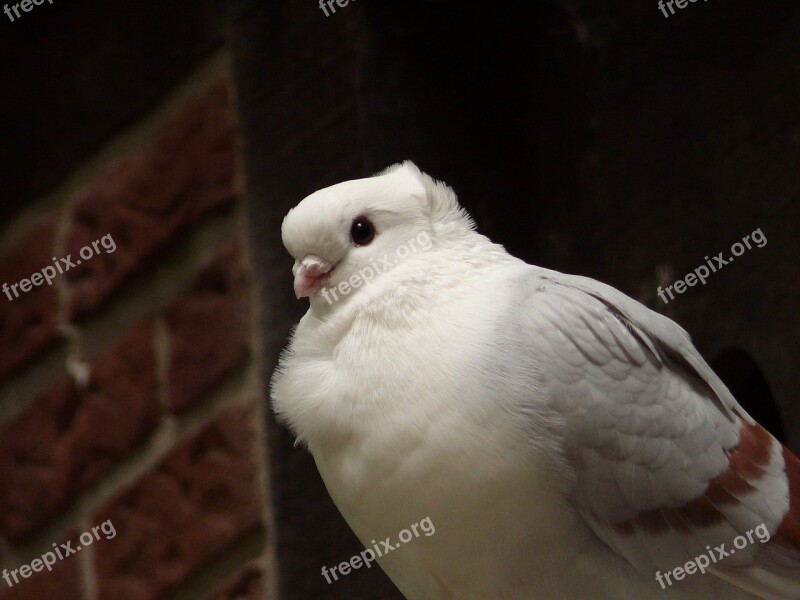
[293, 255, 335, 299]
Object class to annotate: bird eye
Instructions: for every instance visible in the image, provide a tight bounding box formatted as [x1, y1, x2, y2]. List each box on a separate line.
[350, 216, 376, 246]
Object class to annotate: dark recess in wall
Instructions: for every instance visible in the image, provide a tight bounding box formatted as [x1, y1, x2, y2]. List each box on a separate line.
[359, 0, 590, 263]
[711, 348, 786, 444]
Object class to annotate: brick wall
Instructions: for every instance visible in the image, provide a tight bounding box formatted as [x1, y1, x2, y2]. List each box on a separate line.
[0, 54, 273, 600]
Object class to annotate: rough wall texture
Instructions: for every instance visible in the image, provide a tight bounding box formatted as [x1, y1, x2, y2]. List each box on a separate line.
[0, 57, 272, 600]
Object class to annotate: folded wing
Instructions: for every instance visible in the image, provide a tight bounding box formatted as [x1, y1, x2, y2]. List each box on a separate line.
[520, 269, 800, 599]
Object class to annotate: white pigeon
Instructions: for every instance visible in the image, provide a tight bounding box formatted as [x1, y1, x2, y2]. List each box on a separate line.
[271, 162, 800, 600]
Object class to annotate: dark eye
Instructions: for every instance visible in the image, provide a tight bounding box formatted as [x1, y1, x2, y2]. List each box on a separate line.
[350, 216, 376, 246]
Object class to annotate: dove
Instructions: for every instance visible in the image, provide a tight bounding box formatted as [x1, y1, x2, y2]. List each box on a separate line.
[271, 162, 800, 600]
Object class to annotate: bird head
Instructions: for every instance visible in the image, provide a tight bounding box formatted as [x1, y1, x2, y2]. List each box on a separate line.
[281, 161, 473, 309]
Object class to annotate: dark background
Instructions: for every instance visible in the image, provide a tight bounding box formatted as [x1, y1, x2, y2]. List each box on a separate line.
[3, 1, 799, 598]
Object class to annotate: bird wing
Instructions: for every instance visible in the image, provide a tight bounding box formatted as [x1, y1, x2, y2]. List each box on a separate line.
[519, 268, 800, 599]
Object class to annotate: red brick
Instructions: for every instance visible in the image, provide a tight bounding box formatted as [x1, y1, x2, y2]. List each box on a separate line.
[205, 564, 265, 600]
[0, 322, 159, 542]
[94, 406, 262, 600]
[166, 245, 249, 413]
[0, 531, 82, 600]
[0, 214, 61, 380]
[66, 79, 240, 320]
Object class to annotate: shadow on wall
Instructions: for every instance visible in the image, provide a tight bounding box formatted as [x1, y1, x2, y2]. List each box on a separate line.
[710, 347, 786, 444]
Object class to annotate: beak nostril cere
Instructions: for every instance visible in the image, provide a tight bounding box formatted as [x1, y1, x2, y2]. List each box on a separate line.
[293, 255, 335, 299]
